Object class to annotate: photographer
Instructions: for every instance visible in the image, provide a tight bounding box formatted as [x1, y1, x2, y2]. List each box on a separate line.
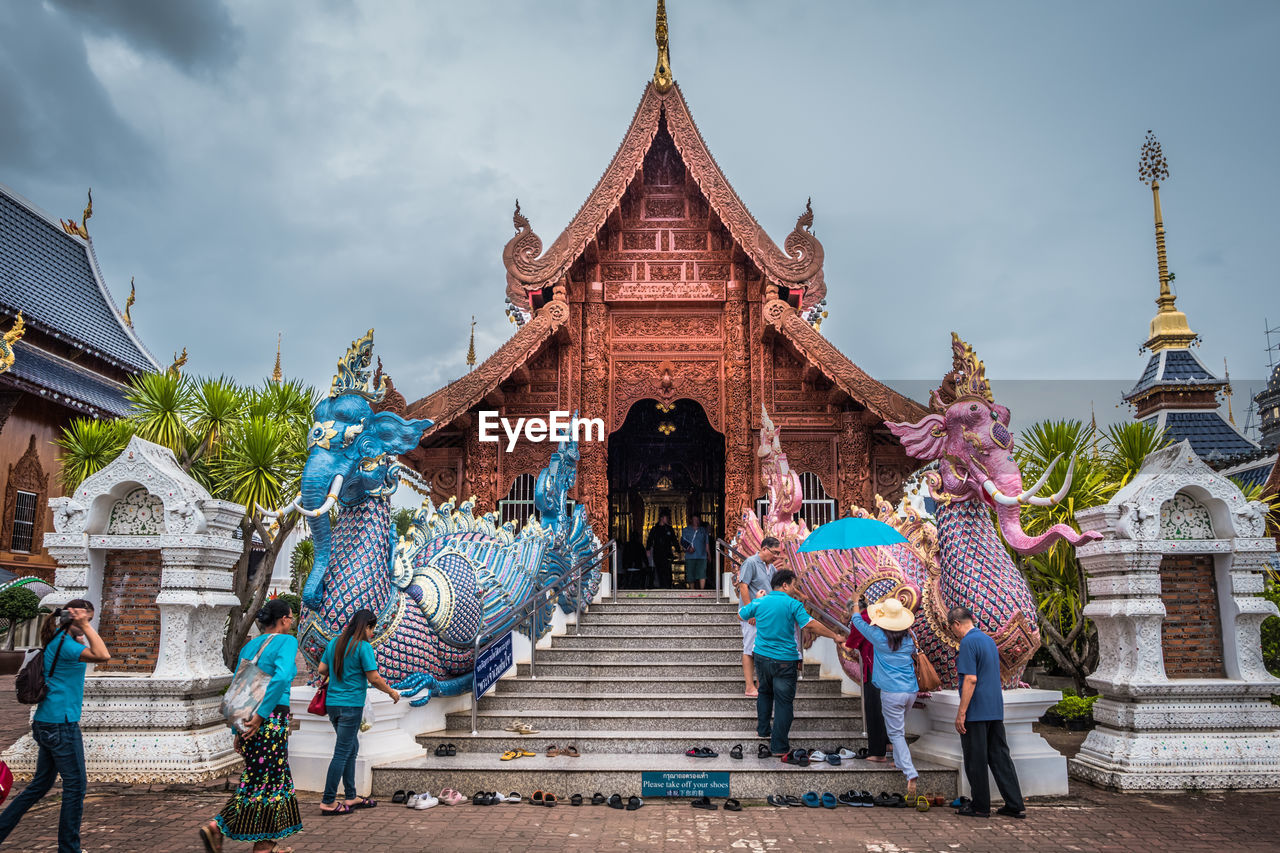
[0, 598, 110, 853]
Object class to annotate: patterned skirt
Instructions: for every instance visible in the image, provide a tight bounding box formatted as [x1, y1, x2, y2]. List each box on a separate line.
[216, 709, 303, 842]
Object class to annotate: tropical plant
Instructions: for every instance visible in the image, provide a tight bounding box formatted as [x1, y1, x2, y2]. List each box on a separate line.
[289, 537, 315, 597]
[0, 585, 42, 650]
[393, 507, 416, 539]
[1012, 419, 1170, 693]
[57, 371, 317, 668]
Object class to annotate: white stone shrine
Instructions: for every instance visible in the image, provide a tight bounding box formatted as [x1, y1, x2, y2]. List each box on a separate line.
[2, 437, 245, 782]
[1070, 441, 1280, 790]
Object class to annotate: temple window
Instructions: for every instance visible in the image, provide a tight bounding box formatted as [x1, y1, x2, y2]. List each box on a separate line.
[499, 473, 537, 528]
[10, 490, 37, 553]
[754, 472, 836, 531]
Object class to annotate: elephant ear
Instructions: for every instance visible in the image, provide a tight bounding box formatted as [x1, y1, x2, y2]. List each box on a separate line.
[368, 412, 433, 455]
[886, 414, 948, 461]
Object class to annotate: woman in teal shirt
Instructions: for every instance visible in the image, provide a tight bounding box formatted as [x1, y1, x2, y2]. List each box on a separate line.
[200, 598, 301, 853]
[316, 609, 400, 814]
[0, 598, 110, 853]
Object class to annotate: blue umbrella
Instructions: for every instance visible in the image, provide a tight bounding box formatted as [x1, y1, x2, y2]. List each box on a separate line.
[797, 517, 908, 552]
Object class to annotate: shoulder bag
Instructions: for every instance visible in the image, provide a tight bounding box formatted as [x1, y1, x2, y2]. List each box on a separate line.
[219, 635, 278, 731]
[913, 649, 942, 693]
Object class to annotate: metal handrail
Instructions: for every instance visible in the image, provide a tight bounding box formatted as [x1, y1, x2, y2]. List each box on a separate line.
[715, 538, 748, 602]
[469, 538, 616, 734]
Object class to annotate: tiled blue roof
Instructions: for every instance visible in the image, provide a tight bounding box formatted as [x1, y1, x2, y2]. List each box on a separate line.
[1162, 350, 1215, 382]
[1227, 460, 1274, 491]
[0, 187, 155, 373]
[1162, 411, 1258, 462]
[1132, 354, 1159, 393]
[8, 345, 132, 417]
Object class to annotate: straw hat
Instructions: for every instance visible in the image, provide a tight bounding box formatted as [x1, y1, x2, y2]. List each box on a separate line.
[868, 596, 915, 632]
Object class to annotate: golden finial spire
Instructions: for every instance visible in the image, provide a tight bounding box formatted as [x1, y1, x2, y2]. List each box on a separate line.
[124, 277, 136, 327]
[60, 188, 93, 239]
[466, 316, 477, 371]
[653, 0, 673, 94]
[272, 333, 283, 383]
[1224, 358, 1234, 425]
[1138, 132, 1196, 352]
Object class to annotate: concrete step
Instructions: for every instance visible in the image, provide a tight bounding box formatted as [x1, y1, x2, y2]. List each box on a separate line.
[609, 591, 729, 601]
[581, 612, 741, 625]
[588, 603, 741, 615]
[494, 676, 844, 696]
[535, 646, 742, 663]
[414, 730, 868, 756]
[573, 621, 740, 635]
[515, 662, 822, 679]
[447, 708, 861, 733]
[372, 753, 956, 800]
[552, 635, 743, 651]
[475, 692, 858, 713]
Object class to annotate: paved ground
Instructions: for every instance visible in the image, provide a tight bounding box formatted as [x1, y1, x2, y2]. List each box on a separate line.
[4, 676, 1279, 852]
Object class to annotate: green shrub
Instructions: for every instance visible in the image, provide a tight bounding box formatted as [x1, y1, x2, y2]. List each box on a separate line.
[1262, 578, 1280, 678]
[1049, 694, 1098, 720]
[0, 586, 42, 649]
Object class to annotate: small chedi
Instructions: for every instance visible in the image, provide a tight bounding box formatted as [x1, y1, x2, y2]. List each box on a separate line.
[738, 334, 1101, 688]
[265, 331, 599, 703]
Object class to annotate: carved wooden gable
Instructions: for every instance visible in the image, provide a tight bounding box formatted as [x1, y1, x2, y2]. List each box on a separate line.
[3, 435, 49, 553]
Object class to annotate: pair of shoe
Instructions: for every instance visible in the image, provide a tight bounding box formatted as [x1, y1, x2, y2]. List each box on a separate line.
[546, 744, 580, 758]
[766, 794, 802, 807]
[808, 750, 842, 766]
[837, 790, 874, 807]
[605, 793, 643, 810]
[953, 801, 1024, 819]
[472, 791, 514, 806]
[781, 748, 809, 767]
[800, 792, 838, 809]
[438, 788, 467, 806]
[499, 748, 537, 761]
[690, 796, 741, 811]
[407, 792, 439, 809]
[504, 722, 539, 734]
[685, 746, 718, 758]
[530, 790, 557, 806]
[433, 743, 457, 756]
[873, 792, 909, 808]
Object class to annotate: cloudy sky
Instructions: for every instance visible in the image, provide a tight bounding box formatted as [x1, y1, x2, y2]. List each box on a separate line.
[3, 0, 1276, 432]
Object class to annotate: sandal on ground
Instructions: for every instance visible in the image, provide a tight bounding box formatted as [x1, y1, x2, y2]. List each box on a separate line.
[729, 744, 743, 760]
[766, 794, 788, 807]
[916, 795, 930, 812]
[504, 792, 523, 804]
[500, 749, 520, 761]
[519, 749, 537, 758]
[801, 792, 821, 808]
[783, 795, 803, 807]
[691, 796, 717, 810]
[435, 743, 449, 756]
[546, 744, 561, 757]
[570, 793, 584, 806]
[349, 796, 376, 809]
[446, 743, 457, 756]
[724, 798, 742, 812]
[320, 802, 352, 815]
[563, 744, 580, 758]
[821, 792, 838, 809]
[544, 793, 558, 806]
[505, 722, 539, 734]
[391, 789, 407, 804]
[531, 790, 545, 805]
[592, 792, 606, 805]
[626, 796, 643, 810]
[198, 821, 222, 853]
[757, 743, 771, 759]
[607, 793, 624, 810]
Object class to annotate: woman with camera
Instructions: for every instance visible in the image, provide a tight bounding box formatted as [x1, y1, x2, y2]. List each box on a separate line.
[0, 599, 111, 853]
[199, 598, 301, 853]
[315, 608, 400, 814]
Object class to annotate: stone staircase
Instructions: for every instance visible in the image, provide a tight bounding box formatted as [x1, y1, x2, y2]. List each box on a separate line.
[372, 590, 955, 800]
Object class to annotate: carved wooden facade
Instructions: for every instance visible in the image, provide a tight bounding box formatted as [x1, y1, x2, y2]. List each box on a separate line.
[406, 82, 925, 540]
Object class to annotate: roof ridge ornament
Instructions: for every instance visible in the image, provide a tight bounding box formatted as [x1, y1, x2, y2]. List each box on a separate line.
[759, 197, 825, 286]
[124, 277, 136, 328]
[60, 188, 93, 239]
[0, 312, 25, 375]
[330, 329, 387, 402]
[1138, 131, 1197, 353]
[167, 347, 187, 378]
[653, 0, 673, 94]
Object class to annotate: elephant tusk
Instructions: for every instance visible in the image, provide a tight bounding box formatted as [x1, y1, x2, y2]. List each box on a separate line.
[983, 479, 1022, 507]
[1017, 453, 1061, 502]
[296, 475, 345, 518]
[257, 497, 298, 519]
[1023, 455, 1075, 507]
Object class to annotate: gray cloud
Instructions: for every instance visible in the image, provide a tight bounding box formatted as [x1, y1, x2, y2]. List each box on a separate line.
[46, 0, 241, 74]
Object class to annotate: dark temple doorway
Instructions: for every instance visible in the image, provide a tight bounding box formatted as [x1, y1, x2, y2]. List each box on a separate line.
[608, 399, 725, 589]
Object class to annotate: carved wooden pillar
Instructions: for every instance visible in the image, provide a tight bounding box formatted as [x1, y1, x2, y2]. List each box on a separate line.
[836, 411, 872, 513]
[579, 291, 609, 536]
[723, 291, 752, 540]
[463, 417, 499, 512]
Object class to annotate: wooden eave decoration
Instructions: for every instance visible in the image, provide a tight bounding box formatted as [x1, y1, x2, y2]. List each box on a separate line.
[502, 82, 827, 311]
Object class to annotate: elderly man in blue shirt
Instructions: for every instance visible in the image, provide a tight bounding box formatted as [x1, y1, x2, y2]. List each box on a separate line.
[738, 569, 846, 758]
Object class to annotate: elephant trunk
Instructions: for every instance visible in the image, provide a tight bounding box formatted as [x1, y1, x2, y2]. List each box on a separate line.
[300, 470, 342, 609]
[992, 501, 1098, 555]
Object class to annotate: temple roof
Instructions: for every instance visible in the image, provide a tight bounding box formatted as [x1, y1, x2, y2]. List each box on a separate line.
[502, 82, 826, 312]
[1125, 347, 1225, 401]
[6, 344, 132, 418]
[1141, 410, 1258, 464]
[1220, 452, 1277, 492]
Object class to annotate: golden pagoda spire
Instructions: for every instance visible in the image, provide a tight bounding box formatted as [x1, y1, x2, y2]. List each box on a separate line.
[124, 277, 136, 327]
[466, 316, 477, 371]
[1138, 131, 1196, 352]
[272, 333, 283, 383]
[653, 0, 673, 94]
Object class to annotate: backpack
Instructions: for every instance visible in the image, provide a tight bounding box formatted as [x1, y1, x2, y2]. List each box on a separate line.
[16, 629, 70, 705]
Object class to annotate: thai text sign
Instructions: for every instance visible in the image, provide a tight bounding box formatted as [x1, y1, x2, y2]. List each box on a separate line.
[474, 631, 513, 701]
[640, 771, 730, 798]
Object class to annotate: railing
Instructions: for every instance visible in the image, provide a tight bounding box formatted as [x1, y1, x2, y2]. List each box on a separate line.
[714, 537, 749, 603]
[469, 538, 617, 734]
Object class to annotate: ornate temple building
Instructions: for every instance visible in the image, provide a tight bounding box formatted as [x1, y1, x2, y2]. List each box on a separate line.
[400, 4, 924, 547]
[0, 183, 160, 582]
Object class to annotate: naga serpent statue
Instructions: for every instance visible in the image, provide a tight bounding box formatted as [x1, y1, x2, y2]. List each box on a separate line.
[736, 334, 1100, 688]
[268, 331, 600, 704]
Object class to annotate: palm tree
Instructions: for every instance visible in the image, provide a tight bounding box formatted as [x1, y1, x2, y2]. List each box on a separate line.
[57, 372, 317, 668]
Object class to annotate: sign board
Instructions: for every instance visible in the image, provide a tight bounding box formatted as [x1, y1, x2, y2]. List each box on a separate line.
[473, 631, 513, 701]
[640, 771, 730, 798]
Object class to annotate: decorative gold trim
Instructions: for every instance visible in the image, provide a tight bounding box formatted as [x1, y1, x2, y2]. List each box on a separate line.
[60, 188, 92, 239]
[330, 329, 387, 402]
[0, 312, 25, 374]
[653, 0, 673, 94]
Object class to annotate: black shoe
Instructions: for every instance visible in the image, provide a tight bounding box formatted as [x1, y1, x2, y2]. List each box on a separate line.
[996, 805, 1026, 819]
[837, 791, 857, 806]
[757, 743, 771, 759]
[729, 744, 743, 760]
[591, 792, 606, 805]
[766, 794, 788, 807]
[956, 805, 991, 818]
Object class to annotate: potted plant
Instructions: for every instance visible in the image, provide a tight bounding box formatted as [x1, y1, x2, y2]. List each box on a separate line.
[0, 585, 43, 673]
[1049, 694, 1098, 730]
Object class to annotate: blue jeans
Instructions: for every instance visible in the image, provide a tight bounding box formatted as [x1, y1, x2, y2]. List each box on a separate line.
[753, 655, 798, 756]
[0, 721, 87, 853]
[323, 705, 363, 804]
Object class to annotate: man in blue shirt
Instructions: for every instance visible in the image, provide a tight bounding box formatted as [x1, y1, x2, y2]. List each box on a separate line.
[950, 606, 1026, 819]
[739, 569, 846, 757]
[680, 513, 710, 590]
[737, 537, 780, 697]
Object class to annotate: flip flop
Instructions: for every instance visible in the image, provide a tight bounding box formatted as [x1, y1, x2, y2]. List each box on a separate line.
[783, 795, 803, 807]
[821, 793, 838, 809]
[626, 796, 643, 811]
[592, 792, 606, 805]
[570, 793, 584, 806]
[691, 796, 717, 810]
[198, 821, 222, 853]
[729, 744, 743, 760]
[563, 745, 580, 758]
[608, 793, 624, 810]
[724, 798, 742, 812]
[349, 797, 377, 809]
[801, 792, 821, 808]
[766, 794, 788, 807]
[500, 750, 520, 761]
[519, 749, 537, 757]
